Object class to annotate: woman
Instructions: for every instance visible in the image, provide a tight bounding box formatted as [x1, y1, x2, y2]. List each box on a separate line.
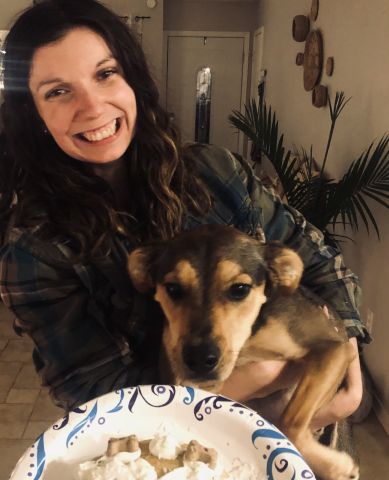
[0, 0, 367, 428]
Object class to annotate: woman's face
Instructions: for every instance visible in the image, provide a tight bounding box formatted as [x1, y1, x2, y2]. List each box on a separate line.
[29, 27, 137, 164]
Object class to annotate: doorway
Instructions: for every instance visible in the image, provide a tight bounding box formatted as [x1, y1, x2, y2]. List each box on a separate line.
[164, 31, 249, 154]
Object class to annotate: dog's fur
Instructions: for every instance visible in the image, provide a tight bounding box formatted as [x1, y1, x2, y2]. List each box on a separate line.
[128, 224, 359, 480]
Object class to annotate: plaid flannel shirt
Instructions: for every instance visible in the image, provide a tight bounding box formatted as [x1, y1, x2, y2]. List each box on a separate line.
[0, 144, 370, 411]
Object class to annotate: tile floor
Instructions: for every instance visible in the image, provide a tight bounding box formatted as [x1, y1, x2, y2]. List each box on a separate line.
[1, 302, 389, 479]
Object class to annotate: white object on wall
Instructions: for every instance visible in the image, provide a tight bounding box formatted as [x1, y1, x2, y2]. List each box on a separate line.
[146, 0, 157, 8]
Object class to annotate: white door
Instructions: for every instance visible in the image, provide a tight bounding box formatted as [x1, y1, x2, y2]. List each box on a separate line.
[166, 34, 247, 153]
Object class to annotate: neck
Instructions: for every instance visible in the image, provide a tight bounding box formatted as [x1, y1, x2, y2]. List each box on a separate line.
[90, 157, 130, 212]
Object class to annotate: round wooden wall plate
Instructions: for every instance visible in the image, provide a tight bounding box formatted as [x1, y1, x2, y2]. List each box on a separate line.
[326, 57, 334, 76]
[311, 0, 319, 21]
[292, 15, 310, 42]
[303, 30, 323, 91]
[296, 52, 304, 65]
[312, 84, 328, 108]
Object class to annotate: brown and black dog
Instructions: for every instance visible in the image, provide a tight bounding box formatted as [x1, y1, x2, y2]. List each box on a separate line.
[128, 224, 359, 480]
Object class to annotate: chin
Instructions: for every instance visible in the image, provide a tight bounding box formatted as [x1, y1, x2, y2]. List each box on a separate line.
[76, 146, 129, 164]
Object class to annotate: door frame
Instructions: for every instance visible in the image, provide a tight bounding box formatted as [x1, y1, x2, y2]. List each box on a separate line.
[250, 26, 265, 100]
[163, 30, 250, 154]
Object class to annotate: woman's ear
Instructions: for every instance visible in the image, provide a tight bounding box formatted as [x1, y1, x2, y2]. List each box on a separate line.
[264, 242, 304, 294]
[127, 246, 155, 292]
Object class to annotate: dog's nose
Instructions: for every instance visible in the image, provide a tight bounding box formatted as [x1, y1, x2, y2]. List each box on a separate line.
[182, 341, 220, 375]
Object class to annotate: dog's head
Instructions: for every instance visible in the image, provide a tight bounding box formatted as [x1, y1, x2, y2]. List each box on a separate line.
[128, 224, 303, 387]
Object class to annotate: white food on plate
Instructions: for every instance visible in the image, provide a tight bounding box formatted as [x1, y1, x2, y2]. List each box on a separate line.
[76, 454, 157, 480]
[158, 462, 216, 480]
[148, 432, 184, 460]
[76, 429, 259, 480]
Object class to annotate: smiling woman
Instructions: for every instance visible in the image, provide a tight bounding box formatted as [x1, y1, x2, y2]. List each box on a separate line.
[0, 0, 212, 408]
[28, 28, 137, 164]
[0, 3, 366, 464]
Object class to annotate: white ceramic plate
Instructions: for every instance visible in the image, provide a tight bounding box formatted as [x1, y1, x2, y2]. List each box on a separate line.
[10, 385, 315, 480]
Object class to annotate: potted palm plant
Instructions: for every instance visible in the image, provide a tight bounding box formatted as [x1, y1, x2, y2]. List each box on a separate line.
[229, 92, 389, 240]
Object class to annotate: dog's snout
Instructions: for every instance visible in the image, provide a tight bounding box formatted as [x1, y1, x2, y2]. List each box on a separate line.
[182, 341, 220, 375]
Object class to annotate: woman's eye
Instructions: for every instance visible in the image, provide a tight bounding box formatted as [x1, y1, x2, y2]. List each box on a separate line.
[227, 283, 252, 301]
[98, 68, 118, 80]
[164, 282, 184, 301]
[45, 88, 68, 100]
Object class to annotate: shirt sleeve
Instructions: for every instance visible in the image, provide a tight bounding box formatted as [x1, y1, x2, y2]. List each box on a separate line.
[229, 149, 370, 344]
[187, 143, 370, 344]
[0, 238, 159, 411]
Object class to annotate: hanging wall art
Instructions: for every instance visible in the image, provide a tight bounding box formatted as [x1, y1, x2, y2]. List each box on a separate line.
[292, 0, 334, 108]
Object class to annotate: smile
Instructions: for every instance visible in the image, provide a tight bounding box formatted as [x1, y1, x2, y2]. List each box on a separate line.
[76, 118, 121, 143]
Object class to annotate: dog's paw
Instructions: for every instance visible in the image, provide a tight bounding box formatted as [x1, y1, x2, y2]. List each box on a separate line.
[317, 450, 359, 480]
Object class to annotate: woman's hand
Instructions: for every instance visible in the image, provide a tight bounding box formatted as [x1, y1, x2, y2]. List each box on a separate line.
[220, 358, 299, 401]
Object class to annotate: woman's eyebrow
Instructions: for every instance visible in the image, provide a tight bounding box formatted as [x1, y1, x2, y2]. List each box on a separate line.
[36, 77, 64, 92]
[96, 54, 115, 68]
[35, 55, 116, 92]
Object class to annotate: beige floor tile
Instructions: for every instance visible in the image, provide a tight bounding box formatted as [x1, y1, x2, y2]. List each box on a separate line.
[30, 389, 65, 423]
[0, 438, 33, 480]
[354, 412, 389, 477]
[0, 339, 7, 352]
[6, 388, 40, 404]
[14, 363, 42, 389]
[0, 361, 23, 403]
[22, 420, 53, 440]
[0, 316, 16, 340]
[0, 338, 33, 363]
[0, 403, 33, 439]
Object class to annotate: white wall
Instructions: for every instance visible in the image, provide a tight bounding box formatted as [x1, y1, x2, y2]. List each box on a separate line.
[107, 0, 164, 92]
[0, 0, 31, 29]
[257, 0, 389, 431]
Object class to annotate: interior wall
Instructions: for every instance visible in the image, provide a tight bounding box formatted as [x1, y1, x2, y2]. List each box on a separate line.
[107, 0, 164, 91]
[257, 0, 389, 431]
[0, 0, 31, 29]
[164, 0, 258, 32]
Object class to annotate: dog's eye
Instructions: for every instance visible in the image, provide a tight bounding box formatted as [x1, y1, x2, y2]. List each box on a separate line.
[164, 282, 184, 300]
[227, 283, 252, 301]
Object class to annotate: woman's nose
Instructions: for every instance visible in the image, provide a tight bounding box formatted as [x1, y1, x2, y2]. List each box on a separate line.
[75, 88, 105, 118]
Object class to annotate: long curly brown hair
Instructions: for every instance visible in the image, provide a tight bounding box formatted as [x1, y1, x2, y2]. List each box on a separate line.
[0, 0, 211, 260]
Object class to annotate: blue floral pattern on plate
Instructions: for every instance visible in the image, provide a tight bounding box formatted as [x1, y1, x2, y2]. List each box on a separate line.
[10, 385, 315, 480]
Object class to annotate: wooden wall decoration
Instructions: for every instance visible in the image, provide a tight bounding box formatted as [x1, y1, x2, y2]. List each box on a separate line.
[292, 0, 334, 108]
[296, 53, 304, 66]
[303, 30, 323, 91]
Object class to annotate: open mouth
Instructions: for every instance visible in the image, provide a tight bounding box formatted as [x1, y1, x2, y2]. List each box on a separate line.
[76, 118, 121, 143]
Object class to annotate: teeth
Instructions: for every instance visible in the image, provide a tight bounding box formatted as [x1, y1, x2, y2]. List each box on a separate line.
[81, 119, 118, 142]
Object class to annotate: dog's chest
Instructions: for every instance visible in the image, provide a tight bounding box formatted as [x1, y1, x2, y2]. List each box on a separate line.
[237, 317, 309, 365]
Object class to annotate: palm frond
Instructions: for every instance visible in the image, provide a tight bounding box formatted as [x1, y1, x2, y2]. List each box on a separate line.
[229, 94, 389, 239]
[229, 101, 298, 198]
[324, 135, 389, 237]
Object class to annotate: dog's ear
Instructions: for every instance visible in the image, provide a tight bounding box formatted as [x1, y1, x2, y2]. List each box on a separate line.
[264, 242, 304, 294]
[127, 246, 155, 293]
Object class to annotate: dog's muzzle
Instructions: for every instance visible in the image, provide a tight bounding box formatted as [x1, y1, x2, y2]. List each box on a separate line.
[182, 340, 221, 377]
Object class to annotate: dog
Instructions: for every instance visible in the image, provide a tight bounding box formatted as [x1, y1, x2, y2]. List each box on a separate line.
[128, 224, 359, 480]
